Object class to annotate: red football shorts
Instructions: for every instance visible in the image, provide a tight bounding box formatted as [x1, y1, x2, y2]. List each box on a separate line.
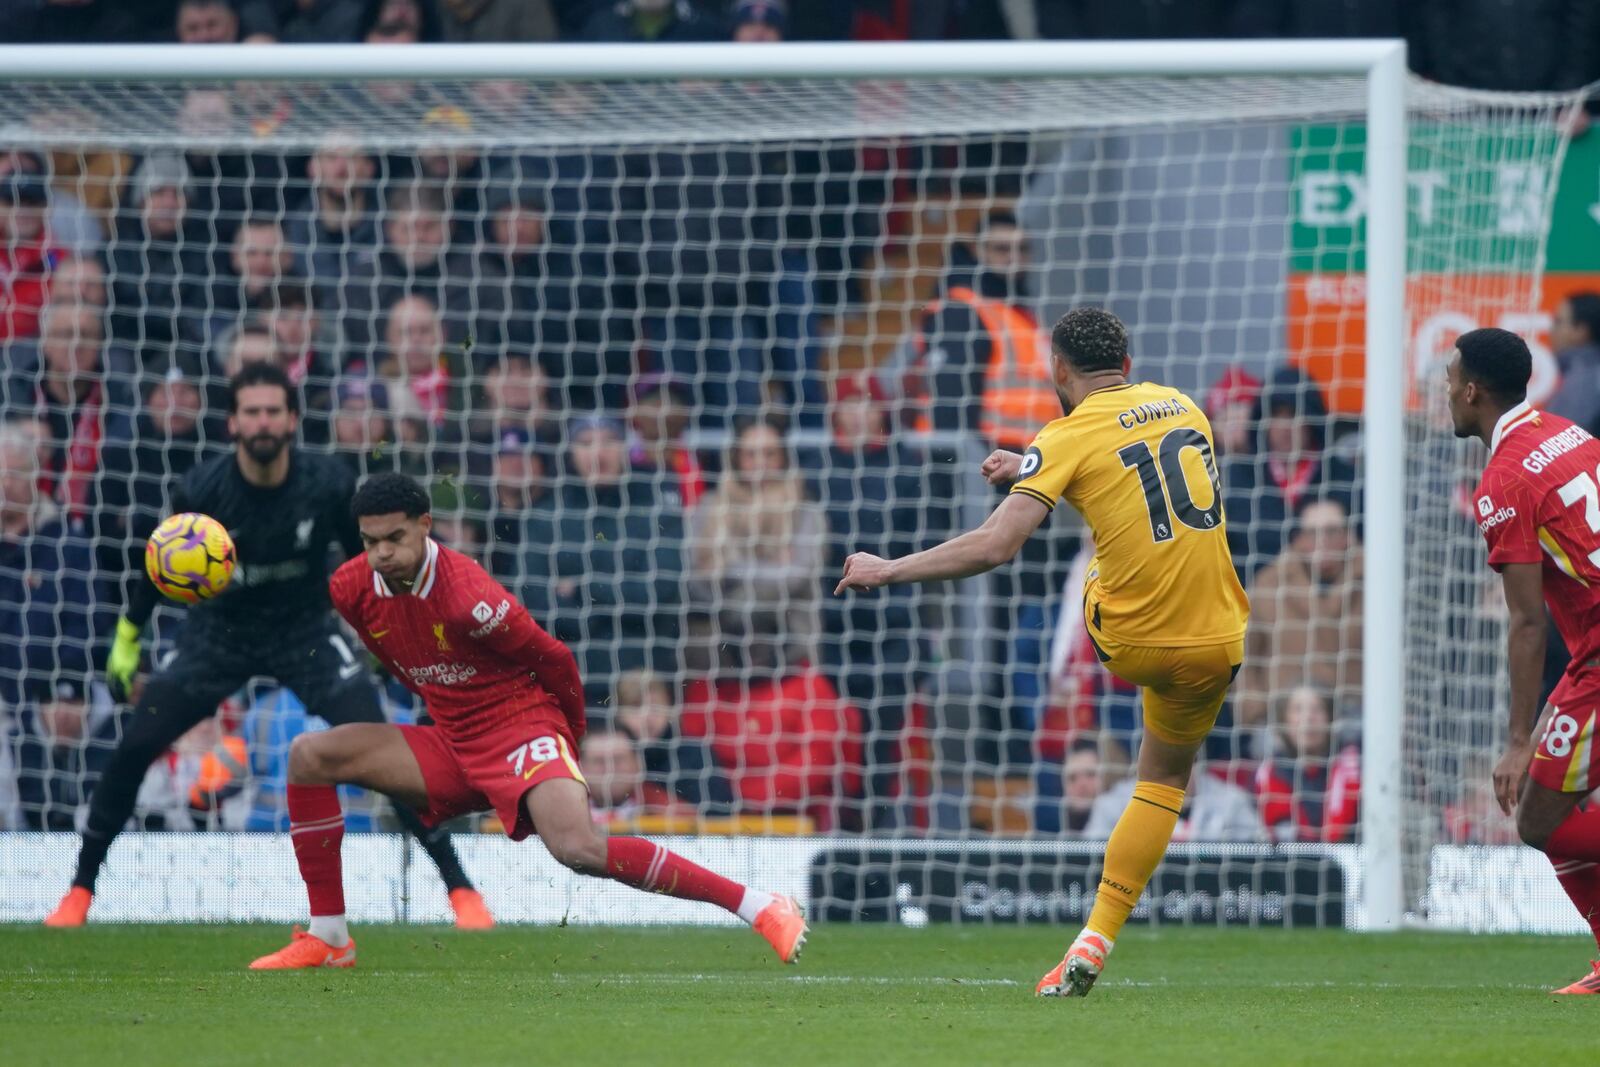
[398, 709, 586, 841]
[1532, 670, 1600, 794]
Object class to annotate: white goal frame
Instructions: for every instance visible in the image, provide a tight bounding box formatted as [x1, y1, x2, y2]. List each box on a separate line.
[0, 39, 1410, 930]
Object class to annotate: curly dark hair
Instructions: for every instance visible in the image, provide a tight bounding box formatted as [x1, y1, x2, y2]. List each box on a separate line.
[351, 472, 431, 520]
[1455, 327, 1531, 403]
[1051, 307, 1128, 373]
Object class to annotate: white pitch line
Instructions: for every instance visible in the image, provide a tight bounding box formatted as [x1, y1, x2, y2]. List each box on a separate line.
[548, 974, 1560, 993]
[547, 972, 1021, 987]
[786, 976, 1021, 987]
[0, 972, 1563, 993]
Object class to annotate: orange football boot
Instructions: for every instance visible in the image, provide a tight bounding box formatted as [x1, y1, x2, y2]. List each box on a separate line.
[43, 887, 92, 928]
[1552, 960, 1600, 995]
[753, 895, 808, 964]
[1036, 931, 1113, 997]
[449, 887, 494, 930]
[248, 927, 357, 970]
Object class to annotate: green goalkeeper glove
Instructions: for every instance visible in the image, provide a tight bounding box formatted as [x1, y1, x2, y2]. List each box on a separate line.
[106, 617, 142, 702]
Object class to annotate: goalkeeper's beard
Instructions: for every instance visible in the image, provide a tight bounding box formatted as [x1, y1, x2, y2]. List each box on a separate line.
[242, 431, 291, 465]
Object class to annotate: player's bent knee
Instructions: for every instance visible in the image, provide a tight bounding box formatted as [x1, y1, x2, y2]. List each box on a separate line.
[287, 731, 346, 785]
[544, 831, 607, 875]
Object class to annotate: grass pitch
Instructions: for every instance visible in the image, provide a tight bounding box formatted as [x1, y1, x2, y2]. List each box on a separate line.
[0, 924, 1593, 1066]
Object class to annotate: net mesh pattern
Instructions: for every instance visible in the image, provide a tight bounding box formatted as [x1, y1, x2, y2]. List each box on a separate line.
[0, 67, 1581, 929]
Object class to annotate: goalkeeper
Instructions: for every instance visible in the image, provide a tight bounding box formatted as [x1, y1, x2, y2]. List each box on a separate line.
[45, 363, 492, 929]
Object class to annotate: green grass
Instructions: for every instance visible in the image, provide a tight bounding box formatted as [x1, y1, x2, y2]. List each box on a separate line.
[0, 925, 1594, 1066]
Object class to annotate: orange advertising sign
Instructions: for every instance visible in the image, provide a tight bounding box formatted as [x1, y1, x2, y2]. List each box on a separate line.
[1288, 272, 1600, 416]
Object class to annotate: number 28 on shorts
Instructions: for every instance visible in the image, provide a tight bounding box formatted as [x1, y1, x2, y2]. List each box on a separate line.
[1533, 706, 1600, 793]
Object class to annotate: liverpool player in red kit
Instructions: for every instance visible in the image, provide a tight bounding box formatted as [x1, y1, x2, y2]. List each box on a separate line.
[1450, 328, 1600, 994]
[249, 473, 806, 969]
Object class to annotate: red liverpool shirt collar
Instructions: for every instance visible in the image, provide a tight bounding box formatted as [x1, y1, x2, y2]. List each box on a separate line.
[1489, 400, 1539, 456]
[371, 537, 440, 599]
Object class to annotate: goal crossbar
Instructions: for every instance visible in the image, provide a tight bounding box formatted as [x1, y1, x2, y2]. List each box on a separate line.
[0, 40, 1406, 82]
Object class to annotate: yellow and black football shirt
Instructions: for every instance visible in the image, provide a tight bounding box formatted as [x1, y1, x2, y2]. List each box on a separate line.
[1011, 381, 1249, 648]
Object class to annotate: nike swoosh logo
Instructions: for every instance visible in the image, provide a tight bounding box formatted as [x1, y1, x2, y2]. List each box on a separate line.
[368, 629, 390, 639]
[522, 760, 549, 781]
[1533, 752, 1554, 760]
[339, 663, 363, 680]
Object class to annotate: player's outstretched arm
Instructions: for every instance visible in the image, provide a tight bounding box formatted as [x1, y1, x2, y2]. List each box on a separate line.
[981, 449, 1025, 486]
[835, 492, 1048, 594]
[1494, 561, 1546, 814]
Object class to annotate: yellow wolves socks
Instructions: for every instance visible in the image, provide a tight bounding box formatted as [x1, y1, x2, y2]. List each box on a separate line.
[1085, 780, 1185, 942]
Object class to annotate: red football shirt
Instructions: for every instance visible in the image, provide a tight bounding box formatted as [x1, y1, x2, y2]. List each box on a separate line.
[329, 538, 586, 741]
[1475, 402, 1600, 668]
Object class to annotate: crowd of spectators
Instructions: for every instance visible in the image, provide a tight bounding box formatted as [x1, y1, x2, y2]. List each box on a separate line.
[1, 0, 1575, 844]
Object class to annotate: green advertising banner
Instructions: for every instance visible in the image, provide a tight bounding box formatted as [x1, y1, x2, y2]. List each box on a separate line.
[1288, 123, 1598, 274]
[1546, 134, 1600, 271]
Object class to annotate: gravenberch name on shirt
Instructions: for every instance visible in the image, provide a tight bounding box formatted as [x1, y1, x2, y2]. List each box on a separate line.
[1521, 424, 1593, 475]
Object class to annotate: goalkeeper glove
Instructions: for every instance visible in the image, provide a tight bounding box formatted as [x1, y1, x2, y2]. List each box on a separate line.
[106, 617, 142, 702]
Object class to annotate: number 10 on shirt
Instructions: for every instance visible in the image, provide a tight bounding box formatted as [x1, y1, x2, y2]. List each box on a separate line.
[1117, 427, 1224, 543]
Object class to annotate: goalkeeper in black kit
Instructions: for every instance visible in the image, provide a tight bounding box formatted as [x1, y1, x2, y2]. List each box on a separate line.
[45, 362, 492, 929]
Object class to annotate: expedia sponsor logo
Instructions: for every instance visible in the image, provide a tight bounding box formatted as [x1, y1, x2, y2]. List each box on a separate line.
[406, 662, 479, 686]
[470, 598, 511, 638]
[1478, 505, 1517, 531]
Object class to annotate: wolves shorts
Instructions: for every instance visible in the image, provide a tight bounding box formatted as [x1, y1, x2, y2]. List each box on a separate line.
[1085, 625, 1244, 747]
[399, 709, 586, 842]
[1531, 670, 1600, 794]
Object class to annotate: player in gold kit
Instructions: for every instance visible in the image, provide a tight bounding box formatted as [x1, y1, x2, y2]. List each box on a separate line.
[837, 307, 1249, 997]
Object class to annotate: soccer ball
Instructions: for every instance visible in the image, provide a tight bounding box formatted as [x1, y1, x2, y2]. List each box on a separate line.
[145, 513, 237, 604]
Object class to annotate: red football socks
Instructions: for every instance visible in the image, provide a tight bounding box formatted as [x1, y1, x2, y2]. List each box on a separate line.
[603, 836, 744, 914]
[1545, 801, 1600, 862]
[1552, 858, 1600, 951]
[288, 784, 346, 917]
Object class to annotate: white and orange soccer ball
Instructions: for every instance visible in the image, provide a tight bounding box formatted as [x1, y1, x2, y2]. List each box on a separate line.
[145, 512, 237, 604]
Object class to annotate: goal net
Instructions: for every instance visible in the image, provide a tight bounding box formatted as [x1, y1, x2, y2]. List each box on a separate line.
[0, 45, 1583, 931]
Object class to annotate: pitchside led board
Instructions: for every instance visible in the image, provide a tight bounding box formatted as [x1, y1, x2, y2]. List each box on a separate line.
[1289, 123, 1600, 416]
[812, 846, 1347, 928]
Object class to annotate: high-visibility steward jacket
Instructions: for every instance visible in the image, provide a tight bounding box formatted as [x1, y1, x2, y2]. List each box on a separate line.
[914, 285, 1059, 449]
